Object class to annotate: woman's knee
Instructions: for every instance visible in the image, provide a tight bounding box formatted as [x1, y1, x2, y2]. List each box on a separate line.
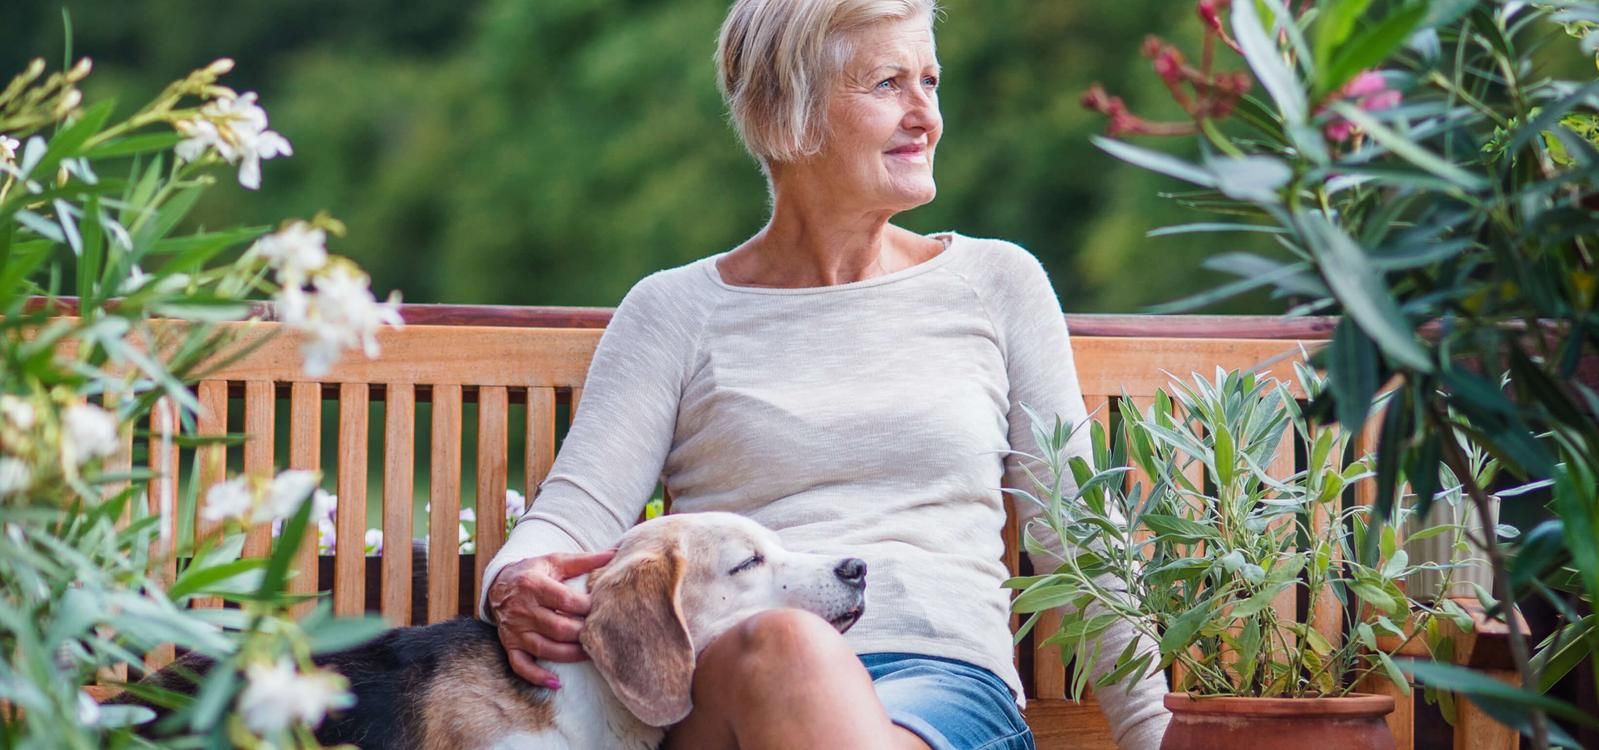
[703, 608, 855, 680]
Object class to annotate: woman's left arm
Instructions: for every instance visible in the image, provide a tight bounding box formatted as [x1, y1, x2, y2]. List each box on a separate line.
[992, 245, 1170, 750]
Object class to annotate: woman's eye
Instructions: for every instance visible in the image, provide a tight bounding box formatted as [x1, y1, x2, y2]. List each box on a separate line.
[730, 554, 764, 575]
[877, 78, 898, 91]
[922, 76, 939, 89]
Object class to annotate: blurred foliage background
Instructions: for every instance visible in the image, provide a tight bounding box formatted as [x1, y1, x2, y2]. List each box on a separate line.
[0, 0, 1404, 312]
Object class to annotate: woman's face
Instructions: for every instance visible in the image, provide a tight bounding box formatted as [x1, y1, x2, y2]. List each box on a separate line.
[797, 15, 942, 212]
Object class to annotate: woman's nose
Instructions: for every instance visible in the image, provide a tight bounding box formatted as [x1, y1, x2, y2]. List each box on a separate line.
[901, 90, 940, 134]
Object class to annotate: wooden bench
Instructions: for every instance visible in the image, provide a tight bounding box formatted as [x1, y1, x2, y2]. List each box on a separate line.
[97, 305, 1471, 748]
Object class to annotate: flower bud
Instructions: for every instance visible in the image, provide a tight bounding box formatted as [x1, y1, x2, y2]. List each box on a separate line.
[68, 58, 93, 80]
[205, 58, 236, 76]
[53, 88, 82, 117]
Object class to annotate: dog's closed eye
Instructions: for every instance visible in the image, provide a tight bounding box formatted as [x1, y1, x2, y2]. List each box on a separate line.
[728, 554, 764, 575]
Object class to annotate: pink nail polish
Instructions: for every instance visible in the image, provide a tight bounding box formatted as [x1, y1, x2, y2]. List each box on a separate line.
[546, 678, 562, 690]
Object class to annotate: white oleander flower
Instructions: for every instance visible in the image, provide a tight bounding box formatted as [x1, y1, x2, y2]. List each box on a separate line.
[62, 404, 120, 466]
[263, 469, 320, 520]
[0, 458, 31, 497]
[237, 658, 350, 735]
[174, 92, 292, 190]
[311, 488, 337, 521]
[505, 488, 527, 519]
[364, 528, 383, 555]
[0, 395, 35, 430]
[458, 507, 475, 524]
[317, 517, 336, 554]
[202, 477, 254, 523]
[279, 264, 404, 377]
[253, 222, 328, 287]
[0, 135, 19, 164]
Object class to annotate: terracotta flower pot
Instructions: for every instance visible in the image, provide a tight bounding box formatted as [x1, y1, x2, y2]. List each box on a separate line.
[1160, 693, 1396, 750]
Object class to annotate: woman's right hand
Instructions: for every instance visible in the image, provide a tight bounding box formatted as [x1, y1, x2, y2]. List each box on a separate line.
[487, 549, 617, 688]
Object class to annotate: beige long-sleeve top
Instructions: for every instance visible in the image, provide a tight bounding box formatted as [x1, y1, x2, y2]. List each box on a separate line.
[480, 232, 1169, 748]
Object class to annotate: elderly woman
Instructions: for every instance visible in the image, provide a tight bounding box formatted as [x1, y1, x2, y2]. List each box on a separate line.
[481, 1, 1169, 748]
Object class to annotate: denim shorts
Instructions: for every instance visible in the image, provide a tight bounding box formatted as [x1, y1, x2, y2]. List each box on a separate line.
[862, 652, 1036, 750]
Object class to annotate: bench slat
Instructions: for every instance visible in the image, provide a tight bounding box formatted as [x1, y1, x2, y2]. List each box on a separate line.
[1267, 427, 1298, 664]
[428, 384, 463, 623]
[194, 380, 229, 610]
[475, 386, 510, 598]
[99, 388, 135, 685]
[336, 383, 370, 616]
[146, 398, 180, 670]
[289, 383, 322, 618]
[243, 381, 276, 559]
[526, 386, 556, 505]
[1023, 698, 1116, 750]
[383, 383, 417, 625]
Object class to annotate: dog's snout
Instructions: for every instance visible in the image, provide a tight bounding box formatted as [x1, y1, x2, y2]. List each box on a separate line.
[834, 558, 867, 587]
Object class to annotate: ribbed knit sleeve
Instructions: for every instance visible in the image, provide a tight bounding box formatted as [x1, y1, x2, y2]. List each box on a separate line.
[991, 245, 1171, 750]
[478, 270, 702, 620]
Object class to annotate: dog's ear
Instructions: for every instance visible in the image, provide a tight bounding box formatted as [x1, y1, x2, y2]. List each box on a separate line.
[581, 544, 695, 727]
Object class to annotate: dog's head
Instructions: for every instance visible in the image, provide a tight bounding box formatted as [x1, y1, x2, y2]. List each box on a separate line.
[578, 512, 866, 727]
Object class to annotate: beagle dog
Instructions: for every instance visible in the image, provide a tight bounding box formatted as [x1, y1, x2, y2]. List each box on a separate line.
[129, 512, 867, 749]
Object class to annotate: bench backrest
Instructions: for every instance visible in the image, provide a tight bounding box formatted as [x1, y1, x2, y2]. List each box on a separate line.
[114, 309, 1429, 747]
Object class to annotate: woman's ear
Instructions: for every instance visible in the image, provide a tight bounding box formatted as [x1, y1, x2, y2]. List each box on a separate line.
[580, 545, 695, 727]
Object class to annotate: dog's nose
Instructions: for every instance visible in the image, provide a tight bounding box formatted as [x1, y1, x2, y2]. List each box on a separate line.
[835, 558, 867, 587]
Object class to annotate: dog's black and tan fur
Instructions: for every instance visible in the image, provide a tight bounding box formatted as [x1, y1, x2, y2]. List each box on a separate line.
[120, 617, 551, 748]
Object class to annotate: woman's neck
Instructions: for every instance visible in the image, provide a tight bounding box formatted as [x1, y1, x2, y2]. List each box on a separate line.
[719, 195, 939, 289]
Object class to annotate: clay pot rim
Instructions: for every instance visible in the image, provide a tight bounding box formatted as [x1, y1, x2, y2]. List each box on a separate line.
[1163, 692, 1396, 717]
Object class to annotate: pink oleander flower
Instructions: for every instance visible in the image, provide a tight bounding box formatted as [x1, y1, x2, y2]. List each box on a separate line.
[1324, 71, 1402, 143]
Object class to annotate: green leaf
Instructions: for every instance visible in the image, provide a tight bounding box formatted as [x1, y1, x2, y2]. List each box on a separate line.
[150, 299, 254, 322]
[1406, 434, 1442, 518]
[1092, 137, 1217, 187]
[1160, 602, 1212, 659]
[259, 488, 317, 601]
[82, 132, 183, 160]
[1146, 223, 1287, 238]
[169, 558, 267, 600]
[1421, 0, 1479, 29]
[1327, 317, 1379, 429]
[1399, 659, 1597, 726]
[1552, 461, 1599, 657]
[1143, 514, 1217, 541]
[35, 100, 116, 177]
[305, 613, 390, 654]
[1233, 0, 1308, 124]
[1313, 0, 1376, 75]
[1327, 103, 1489, 191]
[1012, 581, 1081, 613]
[1298, 212, 1433, 372]
[1320, 5, 1428, 97]
[1375, 651, 1412, 695]
[1214, 420, 1237, 488]
[1207, 155, 1293, 203]
[1532, 615, 1597, 693]
[1350, 577, 1401, 614]
[1509, 521, 1569, 592]
[1231, 581, 1292, 619]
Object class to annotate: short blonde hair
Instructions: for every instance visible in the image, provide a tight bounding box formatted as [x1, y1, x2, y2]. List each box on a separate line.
[716, 0, 940, 166]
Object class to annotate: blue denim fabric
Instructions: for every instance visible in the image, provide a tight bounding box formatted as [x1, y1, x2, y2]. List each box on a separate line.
[861, 652, 1036, 750]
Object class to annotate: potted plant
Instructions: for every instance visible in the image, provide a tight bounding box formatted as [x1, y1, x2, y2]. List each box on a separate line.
[1077, 0, 1599, 745]
[1009, 364, 1482, 748]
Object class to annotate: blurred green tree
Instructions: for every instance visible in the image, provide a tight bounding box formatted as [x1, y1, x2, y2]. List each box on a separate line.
[4, 0, 1268, 311]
